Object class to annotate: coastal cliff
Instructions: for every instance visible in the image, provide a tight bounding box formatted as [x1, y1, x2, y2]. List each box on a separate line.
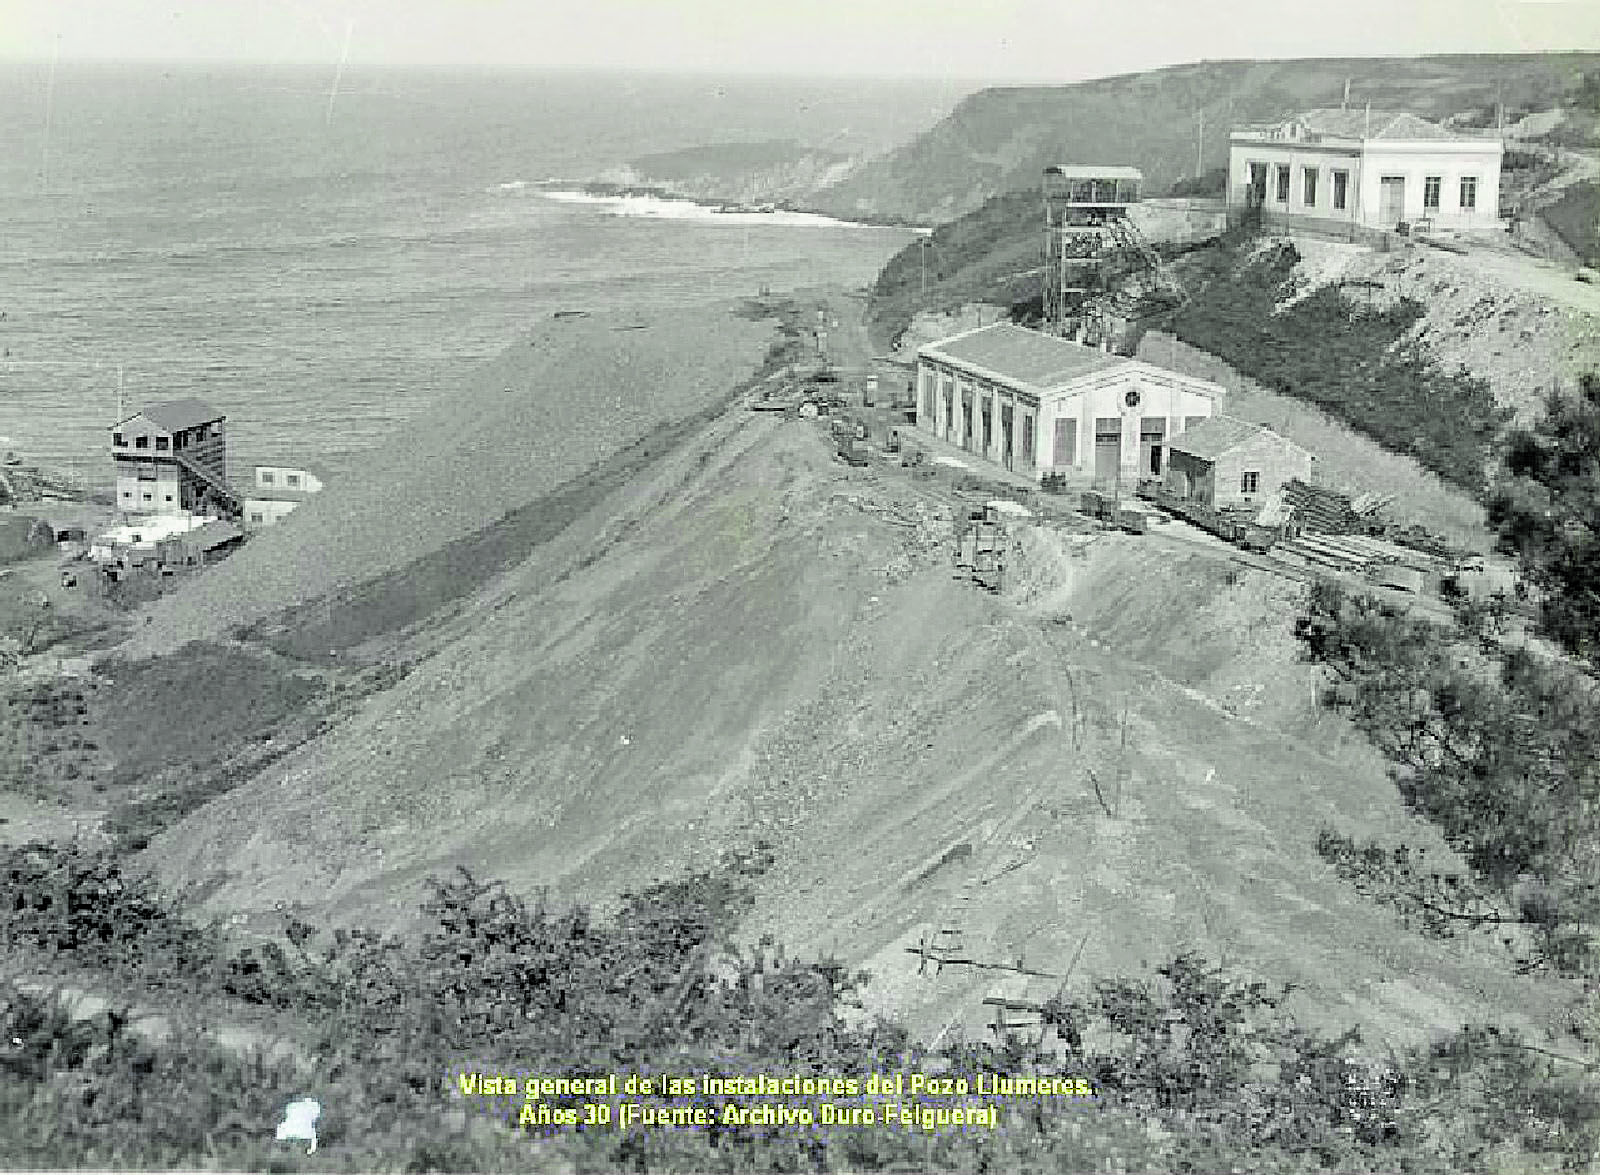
[807, 53, 1600, 224]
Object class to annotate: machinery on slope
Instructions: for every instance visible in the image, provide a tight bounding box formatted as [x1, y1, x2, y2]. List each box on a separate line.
[1042, 165, 1188, 351]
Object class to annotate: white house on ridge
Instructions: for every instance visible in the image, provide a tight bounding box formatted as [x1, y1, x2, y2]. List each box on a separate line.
[1228, 108, 1503, 234]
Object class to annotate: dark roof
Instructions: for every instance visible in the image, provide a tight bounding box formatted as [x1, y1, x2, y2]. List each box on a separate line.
[920, 323, 1127, 390]
[1168, 415, 1294, 461]
[116, 399, 224, 433]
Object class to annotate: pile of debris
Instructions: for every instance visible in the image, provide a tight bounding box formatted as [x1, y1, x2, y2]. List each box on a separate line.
[1281, 479, 1386, 535]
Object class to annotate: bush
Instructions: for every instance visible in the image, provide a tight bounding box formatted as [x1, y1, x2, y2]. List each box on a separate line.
[3, 834, 1598, 1171]
[1168, 167, 1227, 198]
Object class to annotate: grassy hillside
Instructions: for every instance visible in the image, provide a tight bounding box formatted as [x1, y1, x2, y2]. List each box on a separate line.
[867, 189, 1045, 347]
[812, 53, 1600, 225]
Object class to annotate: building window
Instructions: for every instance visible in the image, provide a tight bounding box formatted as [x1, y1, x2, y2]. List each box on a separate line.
[1423, 176, 1441, 211]
[1332, 170, 1348, 211]
[1303, 166, 1318, 206]
[164, 495, 173, 502]
[141, 492, 152, 502]
[134, 436, 148, 449]
[1460, 175, 1477, 210]
[1248, 162, 1267, 200]
[1241, 471, 1260, 494]
[121, 490, 131, 499]
[260, 471, 274, 485]
[1021, 414, 1035, 466]
[155, 436, 169, 450]
[250, 513, 264, 524]
[286, 473, 300, 487]
[1275, 164, 1290, 203]
[113, 432, 125, 447]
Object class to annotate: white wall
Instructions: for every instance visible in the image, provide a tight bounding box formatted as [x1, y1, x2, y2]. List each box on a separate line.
[915, 356, 1224, 479]
[1037, 368, 1223, 476]
[1357, 141, 1501, 229]
[254, 466, 323, 492]
[1228, 140, 1361, 222]
[243, 498, 300, 528]
[1229, 136, 1501, 230]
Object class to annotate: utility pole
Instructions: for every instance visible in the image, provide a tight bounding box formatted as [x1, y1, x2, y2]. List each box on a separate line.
[1196, 109, 1205, 177]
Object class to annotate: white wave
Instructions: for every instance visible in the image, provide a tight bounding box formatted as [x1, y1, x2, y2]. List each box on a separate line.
[534, 189, 873, 229]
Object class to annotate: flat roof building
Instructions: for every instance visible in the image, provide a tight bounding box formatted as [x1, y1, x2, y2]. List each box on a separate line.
[1228, 108, 1502, 235]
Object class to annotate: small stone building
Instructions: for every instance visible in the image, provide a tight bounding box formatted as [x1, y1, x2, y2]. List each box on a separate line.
[1164, 417, 1314, 511]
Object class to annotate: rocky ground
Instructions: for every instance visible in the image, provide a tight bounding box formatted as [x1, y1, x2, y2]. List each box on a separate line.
[1279, 233, 1600, 428]
[111, 340, 1579, 1065]
[3, 282, 1590, 1085]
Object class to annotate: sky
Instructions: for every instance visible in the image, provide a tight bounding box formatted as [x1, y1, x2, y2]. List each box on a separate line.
[0, 0, 1597, 80]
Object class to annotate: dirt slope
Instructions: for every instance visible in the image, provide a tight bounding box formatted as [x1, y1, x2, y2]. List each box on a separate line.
[120, 303, 778, 660]
[1279, 236, 1600, 428]
[144, 399, 1575, 1060]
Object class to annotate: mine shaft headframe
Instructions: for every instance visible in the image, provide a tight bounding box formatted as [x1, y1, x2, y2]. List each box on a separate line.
[1042, 165, 1144, 340]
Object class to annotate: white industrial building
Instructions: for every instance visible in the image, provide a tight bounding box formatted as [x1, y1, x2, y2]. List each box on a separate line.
[1228, 108, 1503, 234]
[243, 464, 326, 528]
[914, 323, 1226, 483]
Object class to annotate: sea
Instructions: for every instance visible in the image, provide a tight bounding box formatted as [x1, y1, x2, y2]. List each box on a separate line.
[0, 63, 965, 487]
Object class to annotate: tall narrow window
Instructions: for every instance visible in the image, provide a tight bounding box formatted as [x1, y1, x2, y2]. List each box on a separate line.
[1248, 162, 1267, 200]
[1275, 164, 1290, 203]
[1241, 472, 1260, 494]
[1302, 166, 1318, 206]
[1332, 170, 1349, 211]
[1423, 176, 1441, 211]
[1459, 175, 1478, 210]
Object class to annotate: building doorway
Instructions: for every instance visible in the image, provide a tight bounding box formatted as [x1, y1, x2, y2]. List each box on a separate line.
[1053, 417, 1077, 469]
[1139, 417, 1166, 476]
[1000, 404, 1015, 470]
[1379, 176, 1405, 225]
[1094, 417, 1121, 482]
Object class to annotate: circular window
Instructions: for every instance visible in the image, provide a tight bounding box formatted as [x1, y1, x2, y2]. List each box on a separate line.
[1124, 388, 1142, 409]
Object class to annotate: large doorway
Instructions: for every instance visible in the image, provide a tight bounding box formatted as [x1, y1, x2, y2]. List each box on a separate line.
[1001, 404, 1015, 470]
[1379, 176, 1405, 225]
[1053, 417, 1077, 469]
[1094, 417, 1121, 482]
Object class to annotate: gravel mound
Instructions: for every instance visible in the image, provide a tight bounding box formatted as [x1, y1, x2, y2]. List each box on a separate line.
[121, 302, 776, 659]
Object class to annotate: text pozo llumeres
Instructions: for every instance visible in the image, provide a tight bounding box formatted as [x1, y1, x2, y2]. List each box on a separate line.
[457, 1071, 1096, 1132]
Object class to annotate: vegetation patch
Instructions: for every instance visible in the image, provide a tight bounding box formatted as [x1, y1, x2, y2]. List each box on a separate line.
[1169, 235, 1510, 494]
[1541, 179, 1600, 267]
[2, 835, 1597, 1171]
[867, 188, 1044, 349]
[0, 515, 54, 565]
